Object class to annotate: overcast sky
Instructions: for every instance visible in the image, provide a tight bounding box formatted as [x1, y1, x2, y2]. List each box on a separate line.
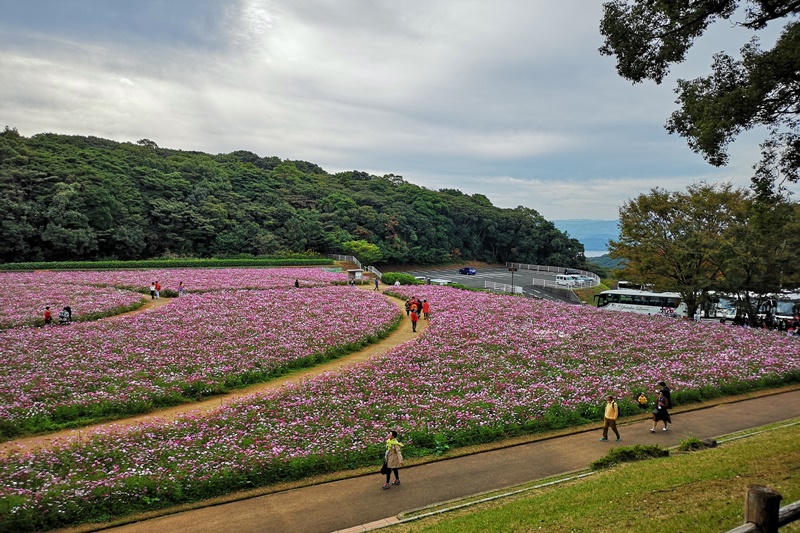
[1, 0, 795, 220]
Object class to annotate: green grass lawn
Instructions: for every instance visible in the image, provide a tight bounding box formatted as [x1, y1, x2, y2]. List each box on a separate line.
[391, 421, 800, 533]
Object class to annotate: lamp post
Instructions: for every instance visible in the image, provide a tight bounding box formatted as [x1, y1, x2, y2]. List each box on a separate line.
[508, 267, 518, 294]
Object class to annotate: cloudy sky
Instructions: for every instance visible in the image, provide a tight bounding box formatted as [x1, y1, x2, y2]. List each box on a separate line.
[1, 0, 794, 220]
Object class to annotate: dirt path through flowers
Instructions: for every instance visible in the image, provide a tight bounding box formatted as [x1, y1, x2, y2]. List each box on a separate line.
[0, 284, 424, 456]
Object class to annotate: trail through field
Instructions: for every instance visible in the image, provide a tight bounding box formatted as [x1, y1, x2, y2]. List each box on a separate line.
[0, 283, 424, 456]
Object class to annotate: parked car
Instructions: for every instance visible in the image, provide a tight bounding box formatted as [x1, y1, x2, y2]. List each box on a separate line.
[459, 267, 477, 275]
[555, 274, 575, 286]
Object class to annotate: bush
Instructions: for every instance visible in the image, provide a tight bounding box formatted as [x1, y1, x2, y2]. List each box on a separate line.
[380, 272, 421, 285]
[591, 444, 669, 470]
[678, 436, 705, 451]
[0, 257, 334, 271]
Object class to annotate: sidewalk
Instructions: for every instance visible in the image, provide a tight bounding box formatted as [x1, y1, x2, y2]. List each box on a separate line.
[102, 388, 800, 533]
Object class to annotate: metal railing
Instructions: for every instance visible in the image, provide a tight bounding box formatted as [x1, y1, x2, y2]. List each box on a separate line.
[328, 254, 362, 269]
[484, 281, 523, 294]
[327, 255, 382, 280]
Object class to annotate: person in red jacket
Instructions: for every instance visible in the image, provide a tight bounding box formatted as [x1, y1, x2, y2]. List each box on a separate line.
[422, 300, 430, 320]
[410, 310, 419, 332]
[44, 306, 52, 325]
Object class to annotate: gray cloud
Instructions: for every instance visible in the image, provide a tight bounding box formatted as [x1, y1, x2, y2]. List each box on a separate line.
[1, 0, 795, 221]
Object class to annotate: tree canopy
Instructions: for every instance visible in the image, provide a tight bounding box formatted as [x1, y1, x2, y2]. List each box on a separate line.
[0, 129, 587, 268]
[599, 1, 800, 186]
[610, 182, 800, 318]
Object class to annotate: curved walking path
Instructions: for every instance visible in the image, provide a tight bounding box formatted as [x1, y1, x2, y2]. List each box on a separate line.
[86, 388, 800, 533]
[0, 283, 426, 457]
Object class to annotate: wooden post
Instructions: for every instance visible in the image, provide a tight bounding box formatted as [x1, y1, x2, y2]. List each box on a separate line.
[744, 484, 782, 533]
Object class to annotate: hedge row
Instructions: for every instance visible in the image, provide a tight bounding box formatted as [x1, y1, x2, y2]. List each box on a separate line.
[0, 257, 334, 271]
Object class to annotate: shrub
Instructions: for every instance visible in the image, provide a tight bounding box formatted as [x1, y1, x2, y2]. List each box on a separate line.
[678, 436, 705, 451]
[380, 272, 421, 285]
[591, 445, 669, 469]
[0, 257, 333, 271]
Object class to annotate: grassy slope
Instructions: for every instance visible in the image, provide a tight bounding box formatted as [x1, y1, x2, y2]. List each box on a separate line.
[391, 421, 800, 533]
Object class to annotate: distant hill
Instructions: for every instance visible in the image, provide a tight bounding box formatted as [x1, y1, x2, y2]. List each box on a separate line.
[587, 254, 625, 270]
[552, 219, 619, 251]
[0, 129, 586, 267]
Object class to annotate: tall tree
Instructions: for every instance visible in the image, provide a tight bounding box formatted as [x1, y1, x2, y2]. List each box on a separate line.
[609, 182, 748, 316]
[715, 191, 800, 319]
[600, 1, 800, 186]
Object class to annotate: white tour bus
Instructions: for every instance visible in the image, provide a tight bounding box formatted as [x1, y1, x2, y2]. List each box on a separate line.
[594, 289, 688, 318]
[761, 293, 800, 321]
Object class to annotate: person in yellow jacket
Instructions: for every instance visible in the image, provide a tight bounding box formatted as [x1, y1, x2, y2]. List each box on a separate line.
[382, 430, 404, 489]
[600, 395, 621, 441]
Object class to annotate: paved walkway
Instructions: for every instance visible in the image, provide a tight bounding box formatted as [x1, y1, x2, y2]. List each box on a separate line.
[100, 388, 800, 533]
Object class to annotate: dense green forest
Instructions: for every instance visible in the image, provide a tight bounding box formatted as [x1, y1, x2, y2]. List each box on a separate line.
[0, 128, 586, 266]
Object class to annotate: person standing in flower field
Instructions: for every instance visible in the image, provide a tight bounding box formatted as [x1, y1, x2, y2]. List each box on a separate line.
[637, 392, 648, 410]
[382, 430, 404, 490]
[599, 395, 621, 441]
[422, 299, 430, 320]
[179, 281, 185, 296]
[150, 282, 156, 299]
[410, 309, 419, 332]
[154, 281, 161, 299]
[409, 297, 420, 316]
[43, 306, 52, 325]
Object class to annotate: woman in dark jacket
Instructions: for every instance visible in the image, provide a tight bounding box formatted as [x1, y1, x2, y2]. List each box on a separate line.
[650, 389, 671, 432]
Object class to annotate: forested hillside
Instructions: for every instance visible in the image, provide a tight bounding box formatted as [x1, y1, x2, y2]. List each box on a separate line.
[0, 128, 585, 266]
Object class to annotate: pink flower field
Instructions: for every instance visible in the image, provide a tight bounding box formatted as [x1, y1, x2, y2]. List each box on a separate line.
[32, 266, 347, 293]
[0, 286, 400, 434]
[0, 275, 145, 329]
[2, 285, 800, 530]
[1, 267, 345, 329]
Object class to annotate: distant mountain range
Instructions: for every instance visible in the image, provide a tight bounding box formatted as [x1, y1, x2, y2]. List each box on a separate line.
[552, 219, 619, 252]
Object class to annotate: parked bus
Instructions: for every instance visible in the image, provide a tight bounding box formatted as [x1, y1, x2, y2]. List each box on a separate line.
[593, 289, 688, 318]
[700, 294, 739, 320]
[761, 293, 800, 321]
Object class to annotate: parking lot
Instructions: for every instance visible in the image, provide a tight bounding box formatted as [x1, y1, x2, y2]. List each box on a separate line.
[399, 266, 579, 304]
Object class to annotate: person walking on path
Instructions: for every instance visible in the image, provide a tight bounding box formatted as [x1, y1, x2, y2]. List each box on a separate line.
[382, 430, 404, 490]
[155, 281, 161, 299]
[150, 282, 156, 299]
[374, 278, 380, 291]
[651, 388, 672, 432]
[410, 310, 419, 332]
[658, 381, 672, 410]
[600, 395, 621, 441]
